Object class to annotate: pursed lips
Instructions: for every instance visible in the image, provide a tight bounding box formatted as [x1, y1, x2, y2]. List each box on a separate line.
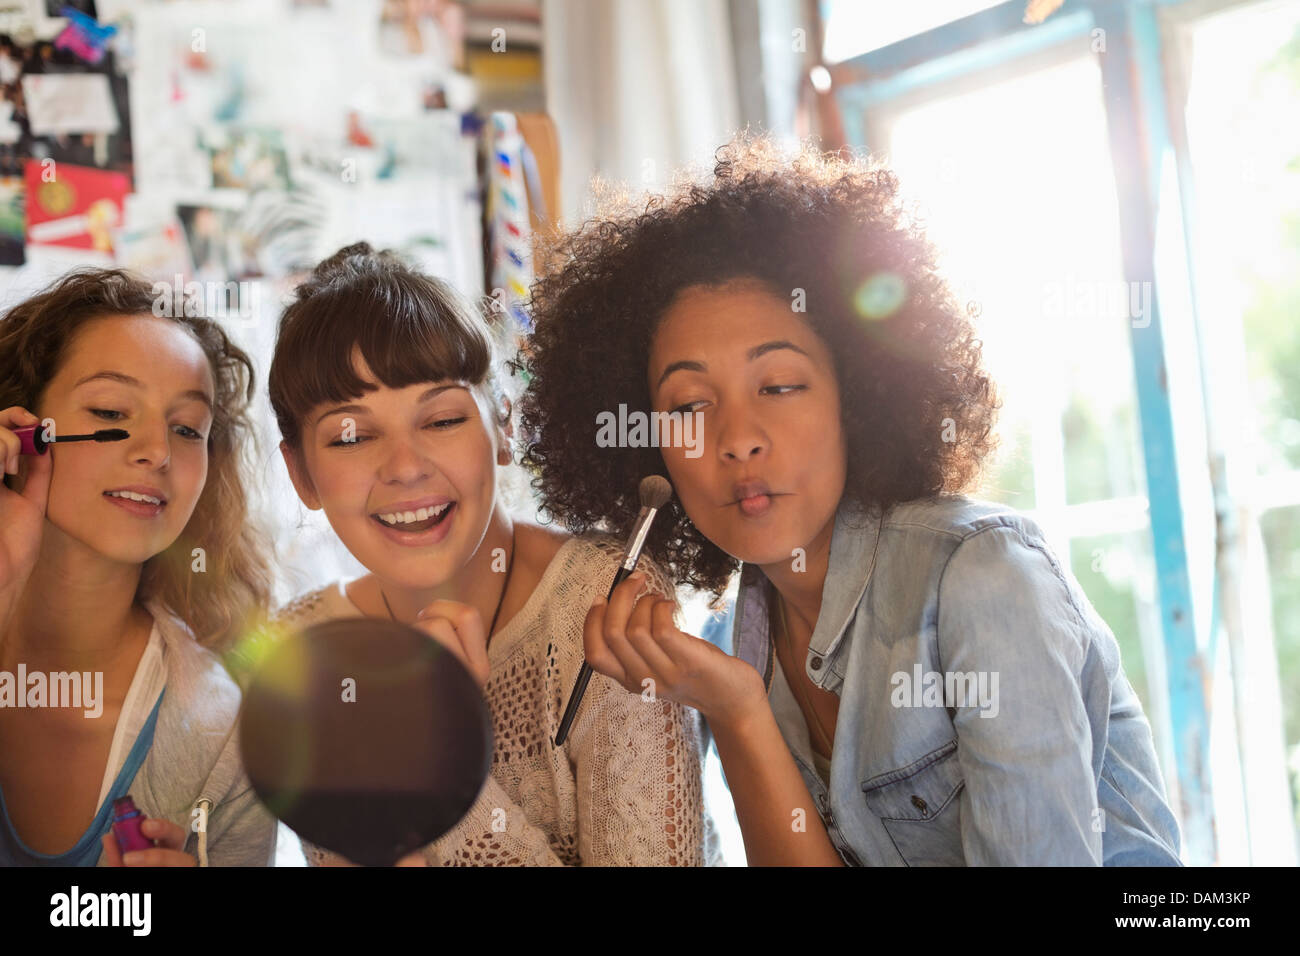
[730, 478, 774, 505]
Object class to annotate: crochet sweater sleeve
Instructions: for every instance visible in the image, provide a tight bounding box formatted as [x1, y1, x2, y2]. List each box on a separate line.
[272, 535, 711, 866]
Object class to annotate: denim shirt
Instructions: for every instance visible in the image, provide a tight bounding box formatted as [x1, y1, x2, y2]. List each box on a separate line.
[730, 494, 1183, 866]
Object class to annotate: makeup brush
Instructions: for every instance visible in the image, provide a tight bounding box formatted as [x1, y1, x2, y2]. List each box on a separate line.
[13, 425, 130, 455]
[554, 474, 674, 747]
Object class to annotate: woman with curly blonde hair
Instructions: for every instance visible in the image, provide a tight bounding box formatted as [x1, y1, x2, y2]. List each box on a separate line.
[517, 135, 1182, 866]
[0, 268, 276, 866]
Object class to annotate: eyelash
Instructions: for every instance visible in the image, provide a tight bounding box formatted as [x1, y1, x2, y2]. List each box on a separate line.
[326, 417, 469, 447]
[91, 408, 205, 441]
[670, 385, 807, 414]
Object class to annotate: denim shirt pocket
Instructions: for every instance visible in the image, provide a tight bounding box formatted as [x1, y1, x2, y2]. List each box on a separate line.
[861, 738, 967, 866]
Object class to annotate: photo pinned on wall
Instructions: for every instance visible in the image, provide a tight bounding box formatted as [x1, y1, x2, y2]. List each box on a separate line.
[177, 202, 261, 282]
[378, 0, 472, 112]
[23, 156, 127, 253]
[203, 126, 292, 191]
[0, 31, 132, 172]
[113, 213, 193, 283]
[50, 4, 115, 65]
[0, 2, 133, 264]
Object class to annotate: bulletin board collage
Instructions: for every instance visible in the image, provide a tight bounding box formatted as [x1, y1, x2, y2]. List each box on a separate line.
[0, 0, 551, 338]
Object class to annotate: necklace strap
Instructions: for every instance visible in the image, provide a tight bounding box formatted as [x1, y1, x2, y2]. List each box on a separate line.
[378, 530, 517, 643]
[486, 536, 516, 640]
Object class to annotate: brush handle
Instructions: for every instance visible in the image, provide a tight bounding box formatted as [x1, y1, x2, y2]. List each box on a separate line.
[554, 662, 594, 747]
[554, 562, 641, 746]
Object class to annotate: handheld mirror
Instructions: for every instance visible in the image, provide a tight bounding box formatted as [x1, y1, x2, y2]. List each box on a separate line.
[238, 617, 493, 866]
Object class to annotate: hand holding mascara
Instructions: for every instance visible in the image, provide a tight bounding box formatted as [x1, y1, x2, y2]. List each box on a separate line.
[1, 410, 129, 629]
[553, 475, 673, 746]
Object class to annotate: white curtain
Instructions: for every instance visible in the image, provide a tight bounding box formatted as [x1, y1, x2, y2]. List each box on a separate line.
[541, 0, 742, 225]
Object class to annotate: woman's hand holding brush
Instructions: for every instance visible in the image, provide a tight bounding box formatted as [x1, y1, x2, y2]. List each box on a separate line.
[583, 570, 766, 731]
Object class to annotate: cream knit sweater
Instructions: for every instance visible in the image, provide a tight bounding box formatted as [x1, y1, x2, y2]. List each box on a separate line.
[272, 534, 716, 866]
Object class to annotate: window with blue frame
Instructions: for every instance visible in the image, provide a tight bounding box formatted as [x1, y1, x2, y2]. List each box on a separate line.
[819, 0, 1300, 865]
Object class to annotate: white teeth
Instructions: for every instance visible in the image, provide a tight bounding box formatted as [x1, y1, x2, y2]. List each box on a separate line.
[375, 503, 451, 527]
[108, 491, 162, 505]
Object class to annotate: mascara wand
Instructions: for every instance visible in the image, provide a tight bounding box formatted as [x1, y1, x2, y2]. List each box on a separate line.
[14, 425, 130, 455]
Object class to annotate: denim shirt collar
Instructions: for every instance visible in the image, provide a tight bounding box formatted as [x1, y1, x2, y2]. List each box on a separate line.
[733, 497, 884, 693]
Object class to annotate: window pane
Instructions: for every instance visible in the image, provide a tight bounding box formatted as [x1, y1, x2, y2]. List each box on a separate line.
[1069, 530, 1159, 713]
[1185, 1, 1300, 478]
[1182, 0, 1300, 859]
[821, 0, 1006, 64]
[878, 55, 1145, 510]
[1259, 504, 1300, 834]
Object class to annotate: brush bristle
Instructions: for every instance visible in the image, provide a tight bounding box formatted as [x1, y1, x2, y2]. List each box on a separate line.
[639, 475, 673, 510]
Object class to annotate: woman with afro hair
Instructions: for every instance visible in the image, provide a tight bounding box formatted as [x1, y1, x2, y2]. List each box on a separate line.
[515, 135, 1182, 866]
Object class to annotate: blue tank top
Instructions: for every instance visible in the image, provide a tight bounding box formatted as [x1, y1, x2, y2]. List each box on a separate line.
[0, 689, 165, 866]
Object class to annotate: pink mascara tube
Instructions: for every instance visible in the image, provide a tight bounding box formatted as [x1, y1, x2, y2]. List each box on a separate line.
[111, 796, 156, 854]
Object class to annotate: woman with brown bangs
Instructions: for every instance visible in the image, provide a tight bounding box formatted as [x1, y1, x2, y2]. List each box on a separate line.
[0, 268, 276, 866]
[267, 242, 713, 866]
[516, 136, 1182, 867]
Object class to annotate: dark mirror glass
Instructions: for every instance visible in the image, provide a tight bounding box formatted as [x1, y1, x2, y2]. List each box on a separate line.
[239, 618, 493, 866]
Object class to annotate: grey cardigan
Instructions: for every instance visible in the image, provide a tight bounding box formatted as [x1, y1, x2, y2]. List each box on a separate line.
[93, 600, 277, 866]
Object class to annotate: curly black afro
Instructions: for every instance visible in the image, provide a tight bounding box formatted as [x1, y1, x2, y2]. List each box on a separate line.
[515, 134, 1002, 600]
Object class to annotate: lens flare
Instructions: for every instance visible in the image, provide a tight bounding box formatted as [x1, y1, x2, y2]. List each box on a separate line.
[853, 272, 907, 320]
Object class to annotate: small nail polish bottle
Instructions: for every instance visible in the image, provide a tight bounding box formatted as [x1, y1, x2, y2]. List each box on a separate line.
[111, 795, 155, 853]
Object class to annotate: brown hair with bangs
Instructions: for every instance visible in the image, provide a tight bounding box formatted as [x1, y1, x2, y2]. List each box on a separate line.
[269, 242, 512, 453]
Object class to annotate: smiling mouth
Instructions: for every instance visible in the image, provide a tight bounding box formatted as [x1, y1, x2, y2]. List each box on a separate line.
[104, 490, 167, 506]
[371, 501, 455, 533]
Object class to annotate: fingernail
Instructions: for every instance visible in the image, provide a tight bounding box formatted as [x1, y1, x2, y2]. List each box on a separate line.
[122, 852, 141, 865]
[142, 819, 160, 833]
